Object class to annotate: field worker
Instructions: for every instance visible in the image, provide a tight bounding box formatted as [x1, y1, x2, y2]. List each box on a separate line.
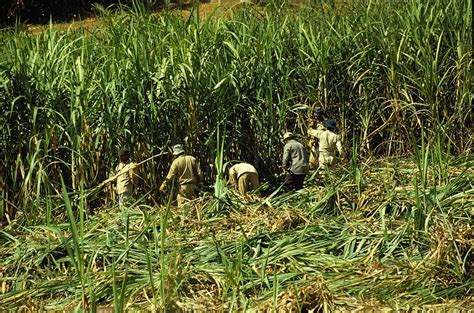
[282, 132, 309, 191]
[307, 107, 326, 170]
[159, 144, 202, 207]
[228, 162, 260, 197]
[309, 119, 343, 169]
[115, 149, 137, 204]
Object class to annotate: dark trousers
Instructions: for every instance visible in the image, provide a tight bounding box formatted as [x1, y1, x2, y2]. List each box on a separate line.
[284, 173, 306, 191]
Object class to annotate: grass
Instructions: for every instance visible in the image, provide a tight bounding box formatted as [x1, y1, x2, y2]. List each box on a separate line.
[0, 0, 472, 310]
[0, 157, 472, 310]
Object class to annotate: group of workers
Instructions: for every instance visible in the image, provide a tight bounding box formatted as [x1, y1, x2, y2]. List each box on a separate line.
[114, 107, 343, 207]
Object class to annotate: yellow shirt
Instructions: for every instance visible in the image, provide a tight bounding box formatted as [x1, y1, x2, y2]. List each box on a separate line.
[166, 155, 201, 185]
[116, 162, 136, 195]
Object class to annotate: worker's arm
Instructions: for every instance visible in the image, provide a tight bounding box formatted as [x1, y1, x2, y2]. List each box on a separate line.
[336, 136, 343, 159]
[159, 161, 176, 192]
[309, 128, 324, 139]
[129, 163, 138, 187]
[282, 144, 291, 170]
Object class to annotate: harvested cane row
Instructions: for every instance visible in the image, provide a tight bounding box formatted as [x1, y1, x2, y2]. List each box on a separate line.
[0, 158, 472, 310]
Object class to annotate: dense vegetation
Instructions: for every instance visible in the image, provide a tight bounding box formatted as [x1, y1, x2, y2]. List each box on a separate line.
[0, 0, 472, 310]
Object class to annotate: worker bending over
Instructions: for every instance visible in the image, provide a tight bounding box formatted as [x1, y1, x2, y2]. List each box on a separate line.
[228, 162, 260, 197]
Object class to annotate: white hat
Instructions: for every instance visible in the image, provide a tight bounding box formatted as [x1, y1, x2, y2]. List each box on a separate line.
[172, 144, 185, 156]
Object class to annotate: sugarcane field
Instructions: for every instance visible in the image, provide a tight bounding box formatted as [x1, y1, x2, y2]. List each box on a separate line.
[0, 0, 472, 311]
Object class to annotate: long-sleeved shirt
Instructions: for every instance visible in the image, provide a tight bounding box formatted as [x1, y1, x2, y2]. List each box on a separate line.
[308, 128, 343, 167]
[166, 155, 202, 185]
[308, 122, 325, 150]
[228, 163, 258, 187]
[282, 139, 309, 175]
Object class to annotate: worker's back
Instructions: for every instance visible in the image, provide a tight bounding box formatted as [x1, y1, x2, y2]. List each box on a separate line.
[116, 162, 135, 195]
[309, 128, 342, 168]
[167, 155, 201, 185]
[283, 139, 309, 175]
[231, 163, 258, 178]
[317, 130, 341, 156]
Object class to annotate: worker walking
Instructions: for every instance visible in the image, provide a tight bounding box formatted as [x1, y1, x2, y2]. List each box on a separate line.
[307, 107, 326, 170]
[282, 132, 309, 191]
[228, 162, 260, 197]
[309, 119, 343, 169]
[160, 144, 202, 207]
[115, 149, 137, 205]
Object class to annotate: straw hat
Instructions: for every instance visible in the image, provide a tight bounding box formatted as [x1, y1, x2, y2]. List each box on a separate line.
[283, 132, 294, 140]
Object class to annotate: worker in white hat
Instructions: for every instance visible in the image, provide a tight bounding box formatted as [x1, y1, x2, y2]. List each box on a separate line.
[282, 132, 309, 190]
[160, 144, 202, 207]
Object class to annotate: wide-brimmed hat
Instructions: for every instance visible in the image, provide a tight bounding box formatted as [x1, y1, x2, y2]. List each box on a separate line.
[172, 144, 185, 156]
[323, 119, 336, 130]
[283, 132, 294, 140]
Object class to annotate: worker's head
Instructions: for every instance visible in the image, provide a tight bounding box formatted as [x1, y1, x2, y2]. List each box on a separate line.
[118, 149, 130, 163]
[283, 132, 294, 143]
[172, 144, 185, 156]
[323, 119, 337, 131]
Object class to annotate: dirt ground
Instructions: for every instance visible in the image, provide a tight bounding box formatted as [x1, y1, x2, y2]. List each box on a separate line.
[24, 0, 246, 34]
